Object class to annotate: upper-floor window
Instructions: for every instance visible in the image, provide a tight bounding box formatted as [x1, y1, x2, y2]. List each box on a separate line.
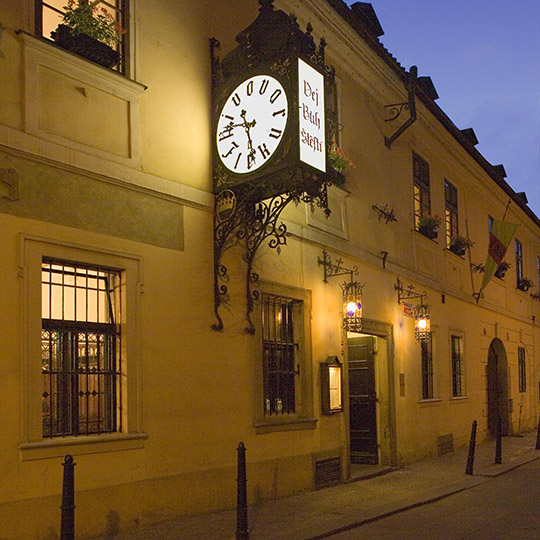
[515, 238, 524, 287]
[413, 152, 431, 229]
[488, 215, 494, 233]
[444, 180, 458, 247]
[41, 258, 122, 437]
[35, 0, 128, 74]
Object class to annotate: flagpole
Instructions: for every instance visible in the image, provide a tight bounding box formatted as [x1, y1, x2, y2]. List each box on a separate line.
[502, 198, 512, 221]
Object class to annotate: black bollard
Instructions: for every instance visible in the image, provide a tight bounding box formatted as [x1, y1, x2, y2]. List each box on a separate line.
[236, 442, 249, 540]
[536, 413, 540, 450]
[465, 420, 477, 475]
[495, 416, 502, 464]
[60, 454, 76, 540]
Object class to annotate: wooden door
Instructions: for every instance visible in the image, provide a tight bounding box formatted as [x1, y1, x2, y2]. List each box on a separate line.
[348, 336, 378, 464]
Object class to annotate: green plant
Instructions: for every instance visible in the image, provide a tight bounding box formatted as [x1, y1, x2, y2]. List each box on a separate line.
[518, 277, 533, 291]
[418, 214, 441, 230]
[327, 141, 354, 173]
[449, 235, 474, 251]
[58, 0, 124, 47]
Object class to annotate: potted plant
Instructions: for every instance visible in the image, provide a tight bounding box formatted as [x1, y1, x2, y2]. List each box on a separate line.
[494, 261, 510, 279]
[517, 277, 533, 292]
[51, 0, 124, 68]
[327, 141, 354, 176]
[417, 214, 441, 240]
[449, 235, 474, 256]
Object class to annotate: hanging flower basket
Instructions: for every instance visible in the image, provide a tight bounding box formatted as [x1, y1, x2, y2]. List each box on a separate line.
[517, 277, 533, 292]
[449, 235, 474, 256]
[494, 261, 510, 279]
[51, 24, 120, 68]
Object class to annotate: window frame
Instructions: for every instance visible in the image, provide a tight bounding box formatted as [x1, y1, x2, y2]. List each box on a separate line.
[515, 238, 524, 287]
[41, 258, 122, 438]
[444, 180, 458, 248]
[35, 0, 130, 75]
[450, 335, 465, 398]
[421, 338, 433, 400]
[253, 282, 316, 434]
[518, 347, 526, 393]
[19, 235, 145, 459]
[412, 152, 431, 230]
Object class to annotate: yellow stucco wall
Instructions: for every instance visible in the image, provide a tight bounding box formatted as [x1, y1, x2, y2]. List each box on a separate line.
[0, 1, 539, 538]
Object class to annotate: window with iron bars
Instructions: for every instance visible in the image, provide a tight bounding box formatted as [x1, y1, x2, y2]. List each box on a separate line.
[445, 180, 458, 248]
[41, 258, 122, 438]
[421, 338, 433, 399]
[518, 347, 526, 393]
[261, 295, 301, 416]
[413, 152, 431, 229]
[35, 0, 129, 74]
[451, 335, 464, 397]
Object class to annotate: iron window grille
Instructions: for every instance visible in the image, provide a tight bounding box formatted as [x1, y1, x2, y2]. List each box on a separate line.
[451, 335, 464, 397]
[421, 338, 433, 399]
[35, 0, 129, 74]
[444, 180, 458, 248]
[41, 258, 122, 438]
[412, 152, 431, 229]
[515, 238, 524, 286]
[518, 347, 526, 393]
[261, 294, 301, 416]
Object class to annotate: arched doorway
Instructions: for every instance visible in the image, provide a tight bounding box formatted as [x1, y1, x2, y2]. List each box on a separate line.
[487, 338, 509, 436]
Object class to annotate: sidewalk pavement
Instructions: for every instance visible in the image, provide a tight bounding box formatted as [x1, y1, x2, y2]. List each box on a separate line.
[91, 430, 540, 540]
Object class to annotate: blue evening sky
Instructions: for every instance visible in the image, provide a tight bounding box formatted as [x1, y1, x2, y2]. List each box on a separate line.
[344, 0, 540, 219]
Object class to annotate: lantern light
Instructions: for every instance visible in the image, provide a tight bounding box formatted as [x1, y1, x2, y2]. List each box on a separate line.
[341, 280, 363, 333]
[414, 302, 431, 342]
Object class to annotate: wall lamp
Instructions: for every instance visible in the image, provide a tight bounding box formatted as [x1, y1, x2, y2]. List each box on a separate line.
[318, 249, 364, 333]
[394, 278, 431, 342]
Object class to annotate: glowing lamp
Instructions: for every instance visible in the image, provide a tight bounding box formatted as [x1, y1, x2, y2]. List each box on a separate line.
[342, 280, 363, 333]
[414, 302, 431, 342]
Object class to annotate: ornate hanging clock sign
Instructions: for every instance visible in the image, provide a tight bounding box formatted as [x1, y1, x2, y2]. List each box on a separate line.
[211, 0, 338, 203]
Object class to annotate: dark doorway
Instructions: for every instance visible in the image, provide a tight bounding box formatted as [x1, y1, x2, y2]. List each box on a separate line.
[348, 335, 378, 464]
[487, 338, 509, 436]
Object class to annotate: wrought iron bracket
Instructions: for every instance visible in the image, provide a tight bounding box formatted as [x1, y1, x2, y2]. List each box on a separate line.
[372, 203, 397, 224]
[317, 249, 358, 284]
[394, 277, 427, 304]
[384, 66, 418, 148]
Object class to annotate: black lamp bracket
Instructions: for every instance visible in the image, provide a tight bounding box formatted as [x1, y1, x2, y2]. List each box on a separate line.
[318, 249, 358, 284]
[372, 203, 397, 224]
[394, 278, 427, 304]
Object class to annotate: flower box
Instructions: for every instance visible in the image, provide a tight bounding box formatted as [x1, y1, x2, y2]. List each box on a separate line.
[51, 24, 120, 68]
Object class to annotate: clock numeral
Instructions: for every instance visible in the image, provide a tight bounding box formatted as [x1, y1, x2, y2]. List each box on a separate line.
[218, 128, 234, 142]
[221, 141, 239, 158]
[222, 114, 234, 121]
[258, 143, 270, 160]
[259, 79, 269, 95]
[269, 88, 282, 104]
[269, 128, 282, 139]
[273, 109, 286, 117]
[246, 80, 253, 96]
[234, 152, 243, 170]
[247, 151, 256, 170]
[232, 93, 241, 107]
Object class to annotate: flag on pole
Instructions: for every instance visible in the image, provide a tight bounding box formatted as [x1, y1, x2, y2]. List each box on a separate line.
[478, 219, 519, 297]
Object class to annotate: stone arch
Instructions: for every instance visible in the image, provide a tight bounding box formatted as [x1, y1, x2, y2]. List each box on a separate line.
[487, 338, 509, 436]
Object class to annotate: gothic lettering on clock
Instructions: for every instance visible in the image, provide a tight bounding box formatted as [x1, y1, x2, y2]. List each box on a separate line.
[216, 75, 289, 174]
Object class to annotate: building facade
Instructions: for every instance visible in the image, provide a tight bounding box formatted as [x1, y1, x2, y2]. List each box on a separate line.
[0, 0, 539, 538]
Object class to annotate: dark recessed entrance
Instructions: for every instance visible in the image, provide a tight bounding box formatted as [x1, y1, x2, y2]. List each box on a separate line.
[487, 338, 509, 436]
[348, 335, 378, 464]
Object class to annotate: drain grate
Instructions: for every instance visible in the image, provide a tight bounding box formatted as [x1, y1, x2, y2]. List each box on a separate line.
[314, 457, 341, 489]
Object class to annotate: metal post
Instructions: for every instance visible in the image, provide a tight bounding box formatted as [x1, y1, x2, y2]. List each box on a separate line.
[236, 442, 249, 540]
[60, 454, 76, 540]
[495, 416, 502, 464]
[465, 420, 477, 475]
[536, 413, 540, 450]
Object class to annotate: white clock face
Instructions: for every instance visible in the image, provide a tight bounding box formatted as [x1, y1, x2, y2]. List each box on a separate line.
[216, 75, 288, 174]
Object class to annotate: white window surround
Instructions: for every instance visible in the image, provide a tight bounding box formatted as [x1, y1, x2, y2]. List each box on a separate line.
[18, 234, 145, 460]
[19, 31, 145, 168]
